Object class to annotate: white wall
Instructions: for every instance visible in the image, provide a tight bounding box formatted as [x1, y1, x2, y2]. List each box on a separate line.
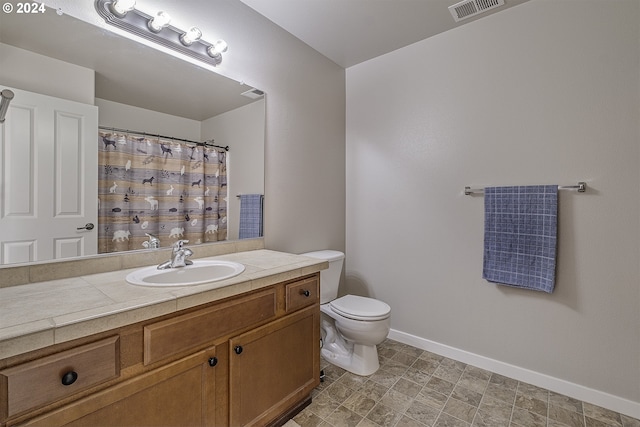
[96, 98, 202, 141]
[202, 99, 265, 239]
[346, 0, 639, 415]
[0, 43, 94, 104]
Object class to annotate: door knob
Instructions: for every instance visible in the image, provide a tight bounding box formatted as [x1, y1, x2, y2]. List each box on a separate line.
[234, 346, 243, 355]
[77, 223, 95, 231]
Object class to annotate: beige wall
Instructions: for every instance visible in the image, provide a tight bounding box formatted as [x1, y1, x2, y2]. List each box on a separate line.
[0, 43, 94, 104]
[194, 0, 346, 254]
[346, 0, 639, 411]
[202, 99, 265, 239]
[96, 98, 202, 141]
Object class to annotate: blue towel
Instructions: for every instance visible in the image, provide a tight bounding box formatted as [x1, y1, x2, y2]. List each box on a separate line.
[483, 185, 558, 293]
[239, 194, 263, 239]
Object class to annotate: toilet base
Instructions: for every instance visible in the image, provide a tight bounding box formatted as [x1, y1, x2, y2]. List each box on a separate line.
[321, 342, 380, 376]
[320, 313, 384, 376]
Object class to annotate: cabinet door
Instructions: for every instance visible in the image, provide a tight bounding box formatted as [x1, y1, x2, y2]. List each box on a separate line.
[16, 347, 217, 427]
[229, 306, 320, 427]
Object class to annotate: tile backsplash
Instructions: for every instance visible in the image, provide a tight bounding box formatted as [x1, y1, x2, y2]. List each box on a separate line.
[0, 238, 264, 288]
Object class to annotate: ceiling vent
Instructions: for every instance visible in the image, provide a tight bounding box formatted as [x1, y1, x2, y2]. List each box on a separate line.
[448, 0, 505, 22]
[241, 88, 265, 99]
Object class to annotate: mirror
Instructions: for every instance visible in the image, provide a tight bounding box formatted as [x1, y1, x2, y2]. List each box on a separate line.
[0, 7, 265, 266]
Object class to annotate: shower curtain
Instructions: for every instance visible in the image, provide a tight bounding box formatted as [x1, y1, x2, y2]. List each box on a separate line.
[97, 131, 227, 254]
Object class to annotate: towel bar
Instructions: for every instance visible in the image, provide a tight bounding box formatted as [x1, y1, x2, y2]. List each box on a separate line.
[236, 194, 265, 198]
[464, 182, 586, 196]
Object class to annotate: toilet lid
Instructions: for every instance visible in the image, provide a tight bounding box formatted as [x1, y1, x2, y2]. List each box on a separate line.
[329, 295, 391, 321]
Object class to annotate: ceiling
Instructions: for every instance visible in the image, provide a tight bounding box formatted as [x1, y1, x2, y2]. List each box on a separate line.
[239, 0, 531, 68]
[0, 0, 530, 120]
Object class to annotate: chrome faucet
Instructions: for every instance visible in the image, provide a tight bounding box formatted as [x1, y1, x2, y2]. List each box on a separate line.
[158, 240, 193, 269]
[142, 233, 160, 249]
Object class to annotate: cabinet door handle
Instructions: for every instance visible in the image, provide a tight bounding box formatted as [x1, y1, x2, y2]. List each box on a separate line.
[61, 371, 78, 386]
[234, 345, 243, 355]
[302, 289, 310, 297]
[208, 357, 218, 367]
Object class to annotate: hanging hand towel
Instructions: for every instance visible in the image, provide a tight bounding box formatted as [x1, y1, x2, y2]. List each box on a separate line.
[483, 185, 558, 293]
[239, 194, 264, 239]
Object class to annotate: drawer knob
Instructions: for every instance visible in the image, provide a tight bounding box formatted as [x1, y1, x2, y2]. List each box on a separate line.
[61, 371, 78, 386]
[234, 345, 243, 355]
[302, 290, 311, 297]
[208, 357, 218, 367]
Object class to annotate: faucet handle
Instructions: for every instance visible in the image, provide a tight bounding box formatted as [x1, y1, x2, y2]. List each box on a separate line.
[183, 247, 194, 265]
[174, 239, 189, 249]
[143, 233, 160, 249]
[142, 234, 157, 248]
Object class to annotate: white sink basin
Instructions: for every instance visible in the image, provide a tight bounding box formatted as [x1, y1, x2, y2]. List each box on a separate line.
[126, 260, 245, 287]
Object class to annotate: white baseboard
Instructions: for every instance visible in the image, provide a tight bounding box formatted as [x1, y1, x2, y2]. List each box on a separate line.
[388, 329, 640, 420]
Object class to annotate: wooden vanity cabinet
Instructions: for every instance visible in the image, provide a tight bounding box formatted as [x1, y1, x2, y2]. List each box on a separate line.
[1, 273, 320, 427]
[229, 306, 319, 426]
[16, 347, 217, 427]
[1, 337, 120, 420]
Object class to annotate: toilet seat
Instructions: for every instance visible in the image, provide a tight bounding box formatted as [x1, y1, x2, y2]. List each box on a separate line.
[329, 295, 391, 321]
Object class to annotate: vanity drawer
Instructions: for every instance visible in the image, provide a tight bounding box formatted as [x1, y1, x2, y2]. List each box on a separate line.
[0, 336, 120, 419]
[144, 288, 277, 365]
[286, 275, 319, 312]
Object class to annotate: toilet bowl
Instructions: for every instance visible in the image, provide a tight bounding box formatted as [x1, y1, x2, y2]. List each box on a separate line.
[320, 295, 391, 375]
[301, 250, 391, 376]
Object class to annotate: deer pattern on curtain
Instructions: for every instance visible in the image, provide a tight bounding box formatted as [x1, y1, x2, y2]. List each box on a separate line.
[98, 131, 227, 254]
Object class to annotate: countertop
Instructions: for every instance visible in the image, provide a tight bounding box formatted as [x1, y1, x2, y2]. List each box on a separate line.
[0, 249, 328, 359]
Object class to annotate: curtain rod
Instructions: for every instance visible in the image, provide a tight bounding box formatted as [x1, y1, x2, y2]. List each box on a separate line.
[98, 126, 229, 151]
[464, 182, 586, 195]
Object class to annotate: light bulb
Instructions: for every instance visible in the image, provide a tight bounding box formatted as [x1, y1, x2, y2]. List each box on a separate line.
[148, 11, 171, 32]
[207, 39, 228, 56]
[180, 26, 202, 46]
[110, 0, 136, 17]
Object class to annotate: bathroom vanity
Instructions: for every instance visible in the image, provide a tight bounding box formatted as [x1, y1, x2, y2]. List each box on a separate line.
[0, 250, 327, 427]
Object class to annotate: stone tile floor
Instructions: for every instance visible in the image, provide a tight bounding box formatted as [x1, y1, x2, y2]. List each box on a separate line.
[291, 339, 640, 427]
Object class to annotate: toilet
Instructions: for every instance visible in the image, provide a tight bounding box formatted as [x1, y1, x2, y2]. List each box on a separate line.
[302, 250, 391, 376]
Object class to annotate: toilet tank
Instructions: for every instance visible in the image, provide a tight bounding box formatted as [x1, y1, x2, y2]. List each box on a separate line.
[301, 250, 344, 304]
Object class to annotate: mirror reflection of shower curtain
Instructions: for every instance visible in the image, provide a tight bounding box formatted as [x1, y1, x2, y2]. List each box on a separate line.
[97, 132, 227, 253]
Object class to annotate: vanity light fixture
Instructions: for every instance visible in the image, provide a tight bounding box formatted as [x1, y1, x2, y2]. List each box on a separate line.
[95, 0, 228, 67]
